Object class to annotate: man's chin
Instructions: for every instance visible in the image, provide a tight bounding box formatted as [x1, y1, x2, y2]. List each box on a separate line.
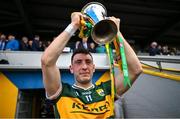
[78, 77, 91, 84]
[80, 75, 90, 80]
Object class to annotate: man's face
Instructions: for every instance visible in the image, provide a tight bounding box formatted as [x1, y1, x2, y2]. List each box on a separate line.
[70, 53, 95, 84]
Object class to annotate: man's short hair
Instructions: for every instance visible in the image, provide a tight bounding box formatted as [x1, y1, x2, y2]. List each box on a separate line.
[71, 48, 93, 63]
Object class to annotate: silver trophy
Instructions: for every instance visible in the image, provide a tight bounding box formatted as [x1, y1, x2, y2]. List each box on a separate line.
[81, 2, 117, 45]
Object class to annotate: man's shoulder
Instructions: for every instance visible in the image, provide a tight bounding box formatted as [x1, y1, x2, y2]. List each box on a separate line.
[61, 82, 73, 89]
[61, 83, 77, 97]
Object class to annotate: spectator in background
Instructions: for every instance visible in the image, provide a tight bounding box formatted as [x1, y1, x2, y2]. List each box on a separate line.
[43, 42, 48, 50]
[78, 37, 90, 50]
[149, 41, 158, 56]
[162, 45, 170, 55]
[170, 47, 177, 55]
[156, 45, 162, 55]
[39, 41, 45, 51]
[28, 40, 34, 51]
[89, 42, 96, 53]
[20, 36, 29, 51]
[0, 34, 7, 50]
[74, 40, 81, 50]
[5, 34, 19, 51]
[32, 35, 40, 51]
[96, 45, 106, 53]
[46, 40, 51, 47]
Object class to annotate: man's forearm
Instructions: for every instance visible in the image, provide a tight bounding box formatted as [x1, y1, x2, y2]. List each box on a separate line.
[118, 32, 142, 80]
[42, 23, 77, 66]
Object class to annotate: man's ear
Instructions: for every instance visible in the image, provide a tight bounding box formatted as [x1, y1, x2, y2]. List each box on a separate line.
[69, 65, 73, 73]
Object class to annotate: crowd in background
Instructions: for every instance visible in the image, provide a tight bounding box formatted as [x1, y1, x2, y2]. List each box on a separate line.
[0, 33, 106, 53]
[148, 41, 179, 56]
[73, 37, 106, 53]
[0, 33, 51, 51]
[0, 33, 179, 56]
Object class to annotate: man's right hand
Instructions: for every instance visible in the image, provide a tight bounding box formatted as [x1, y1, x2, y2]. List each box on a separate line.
[71, 12, 83, 30]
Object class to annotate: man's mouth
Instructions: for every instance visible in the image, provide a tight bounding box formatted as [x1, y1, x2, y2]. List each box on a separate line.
[80, 71, 89, 74]
[80, 72, 90, 76]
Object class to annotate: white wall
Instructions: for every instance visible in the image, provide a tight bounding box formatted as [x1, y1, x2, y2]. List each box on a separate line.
[0, 51, 180, 70]
[0, 51, 109, 69]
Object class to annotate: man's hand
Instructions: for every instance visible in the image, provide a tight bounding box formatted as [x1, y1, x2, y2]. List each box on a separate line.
[71, 12, 83, 30]
[109, 16, 120, 31]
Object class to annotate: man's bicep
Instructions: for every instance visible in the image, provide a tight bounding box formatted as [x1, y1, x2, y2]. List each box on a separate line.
[42, 64, 62, 98]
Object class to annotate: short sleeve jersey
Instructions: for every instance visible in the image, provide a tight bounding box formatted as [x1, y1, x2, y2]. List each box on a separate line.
[51, 80, 114, 119]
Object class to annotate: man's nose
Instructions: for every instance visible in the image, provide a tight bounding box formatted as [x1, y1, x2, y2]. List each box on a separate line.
[82, 62, 88, 69]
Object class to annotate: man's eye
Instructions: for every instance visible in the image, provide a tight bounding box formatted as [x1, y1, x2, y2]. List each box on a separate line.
[75, 61, 81, 64]
[86, 60, 92, 64]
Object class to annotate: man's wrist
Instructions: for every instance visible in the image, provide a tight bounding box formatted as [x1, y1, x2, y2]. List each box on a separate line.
[64, 23, 78, 36]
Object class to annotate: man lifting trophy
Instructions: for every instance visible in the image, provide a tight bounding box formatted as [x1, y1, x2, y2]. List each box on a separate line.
[41, 2, 142, 118]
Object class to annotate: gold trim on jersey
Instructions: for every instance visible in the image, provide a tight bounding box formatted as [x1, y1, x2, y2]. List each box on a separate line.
[56, 95, 113, 119]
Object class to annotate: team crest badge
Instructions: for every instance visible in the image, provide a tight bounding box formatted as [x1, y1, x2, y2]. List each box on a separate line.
[96, 89, 105, 96]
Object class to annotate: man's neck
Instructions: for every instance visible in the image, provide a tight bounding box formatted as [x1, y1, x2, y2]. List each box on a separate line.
[73, 83, 94, 90]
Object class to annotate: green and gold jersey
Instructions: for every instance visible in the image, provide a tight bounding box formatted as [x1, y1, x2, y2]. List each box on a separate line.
[52, 80, 114, 119]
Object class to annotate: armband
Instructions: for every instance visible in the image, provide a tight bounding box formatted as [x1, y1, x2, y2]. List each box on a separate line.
[64, 24, 77, 36]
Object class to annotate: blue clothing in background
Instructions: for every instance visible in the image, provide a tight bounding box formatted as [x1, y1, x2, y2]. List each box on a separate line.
[5, 39, 19, 51]
[0, 41, 6, 50]
[149, 47, 158, 56]
[96, 45, 106, 53]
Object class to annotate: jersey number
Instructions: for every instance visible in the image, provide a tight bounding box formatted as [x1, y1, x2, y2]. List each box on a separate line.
[85, 95, 92, 102]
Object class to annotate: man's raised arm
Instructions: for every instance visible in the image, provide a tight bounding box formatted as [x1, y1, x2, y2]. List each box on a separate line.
[109, 17, 142, 96]
[41, 12, 82, 98]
